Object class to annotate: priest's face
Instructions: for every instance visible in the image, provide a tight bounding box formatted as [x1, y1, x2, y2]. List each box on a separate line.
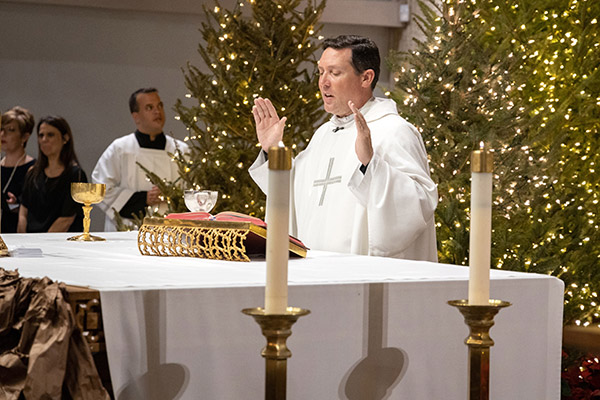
[132, 92, 165, 135]
[318, 47, 372, 117]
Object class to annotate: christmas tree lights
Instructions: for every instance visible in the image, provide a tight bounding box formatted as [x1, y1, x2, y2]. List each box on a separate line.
[389, 0, 600, 325]
[150, 0, 326, 220]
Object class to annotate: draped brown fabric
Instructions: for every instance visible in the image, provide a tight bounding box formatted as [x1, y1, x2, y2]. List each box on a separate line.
[0, 268, 110, 399]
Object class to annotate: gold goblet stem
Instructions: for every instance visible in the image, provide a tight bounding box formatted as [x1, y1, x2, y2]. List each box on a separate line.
[82, 203, 92, 240]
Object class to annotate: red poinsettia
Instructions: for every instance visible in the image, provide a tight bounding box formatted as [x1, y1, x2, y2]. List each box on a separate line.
[562, 352, 600, 400]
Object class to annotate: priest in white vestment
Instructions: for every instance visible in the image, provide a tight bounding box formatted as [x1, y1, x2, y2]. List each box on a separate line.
[249, 35, 438, 261]
[92, 88, 187, 231]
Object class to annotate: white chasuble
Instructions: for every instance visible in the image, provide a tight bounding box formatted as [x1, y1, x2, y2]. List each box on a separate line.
[250, 97, 438, 261]
[92, 133, 186, 231]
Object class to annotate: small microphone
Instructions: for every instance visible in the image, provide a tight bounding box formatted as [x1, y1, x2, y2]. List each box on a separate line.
[332, 126, 344, 133]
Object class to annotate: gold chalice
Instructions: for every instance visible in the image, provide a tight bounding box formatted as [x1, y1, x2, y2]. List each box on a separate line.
[68, 182, 106, 242]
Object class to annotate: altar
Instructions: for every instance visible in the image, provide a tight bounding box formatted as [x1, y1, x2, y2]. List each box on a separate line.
[1, 232, 563, 399]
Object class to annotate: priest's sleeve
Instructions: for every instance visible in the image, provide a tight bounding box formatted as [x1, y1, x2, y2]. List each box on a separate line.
[347, 120, 438, 261]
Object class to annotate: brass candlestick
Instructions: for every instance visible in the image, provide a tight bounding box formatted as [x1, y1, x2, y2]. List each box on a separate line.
[448, 299, 511, 400]
[242, 307, 310, 400]
[68, 182, 106, 242]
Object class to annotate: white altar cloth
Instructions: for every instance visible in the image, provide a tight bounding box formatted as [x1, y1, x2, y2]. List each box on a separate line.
[1, 232, 563, 399]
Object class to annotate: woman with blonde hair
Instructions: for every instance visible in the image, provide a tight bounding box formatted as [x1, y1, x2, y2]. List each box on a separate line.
[1, 106, 36, 232]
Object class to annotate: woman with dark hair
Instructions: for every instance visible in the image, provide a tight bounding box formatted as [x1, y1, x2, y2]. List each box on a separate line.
[1, 106, 36, 232]
[18, 116, 87, 233]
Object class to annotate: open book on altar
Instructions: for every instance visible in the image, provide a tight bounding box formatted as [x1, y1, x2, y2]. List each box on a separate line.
[137, 211, 307, 261]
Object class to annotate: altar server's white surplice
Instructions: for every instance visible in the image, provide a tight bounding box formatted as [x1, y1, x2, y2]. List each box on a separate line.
[250, 97, 438, 261]
[92, 133, 185, 231]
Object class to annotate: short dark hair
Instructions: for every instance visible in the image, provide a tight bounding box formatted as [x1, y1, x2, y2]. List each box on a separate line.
[129, 88, 158, 113]
[323, 35, 380, 90]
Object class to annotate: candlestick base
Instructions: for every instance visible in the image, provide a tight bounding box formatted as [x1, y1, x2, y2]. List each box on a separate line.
[67, 233, 106, 242]
[242, 307, 310, 400]
[448, 299, 511, 400]
[0, 235, 8, 257]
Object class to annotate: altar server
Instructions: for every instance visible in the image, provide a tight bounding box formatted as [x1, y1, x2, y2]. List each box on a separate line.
[250, 35, 438, 260]
[92, 88, 187, 231]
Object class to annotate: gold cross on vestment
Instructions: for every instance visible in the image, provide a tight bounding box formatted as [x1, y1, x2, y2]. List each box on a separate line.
[313, 158, 342, 206]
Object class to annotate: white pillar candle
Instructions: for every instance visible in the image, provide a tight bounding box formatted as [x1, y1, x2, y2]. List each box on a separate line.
[265, 143, 292, 314]
[468, 144, 494, 305]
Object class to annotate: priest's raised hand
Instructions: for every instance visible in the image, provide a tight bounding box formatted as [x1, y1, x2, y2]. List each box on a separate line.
[348, 100, 374, 167]
[252, 97, 287, 151]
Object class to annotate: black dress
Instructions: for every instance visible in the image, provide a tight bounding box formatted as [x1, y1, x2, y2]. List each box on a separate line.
[21, 164, 87, 233]
[1, 159, 36, 233]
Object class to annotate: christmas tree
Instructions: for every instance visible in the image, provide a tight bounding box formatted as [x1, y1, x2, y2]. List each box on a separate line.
[501, 0, 600, 326]
[162, 0, 327, 219]
[388, 0, 534, 265]
[389, 0, 600, 325]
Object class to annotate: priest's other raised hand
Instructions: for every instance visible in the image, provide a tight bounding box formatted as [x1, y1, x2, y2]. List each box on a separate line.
[252, 97, 287, 152]
[348, 100, 374, 166]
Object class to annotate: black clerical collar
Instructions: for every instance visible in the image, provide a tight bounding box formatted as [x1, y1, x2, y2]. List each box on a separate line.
[135, 130, 166, 150]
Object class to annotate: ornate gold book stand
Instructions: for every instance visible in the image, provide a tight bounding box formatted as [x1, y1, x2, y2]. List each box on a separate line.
[138, 217, 307, 262]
